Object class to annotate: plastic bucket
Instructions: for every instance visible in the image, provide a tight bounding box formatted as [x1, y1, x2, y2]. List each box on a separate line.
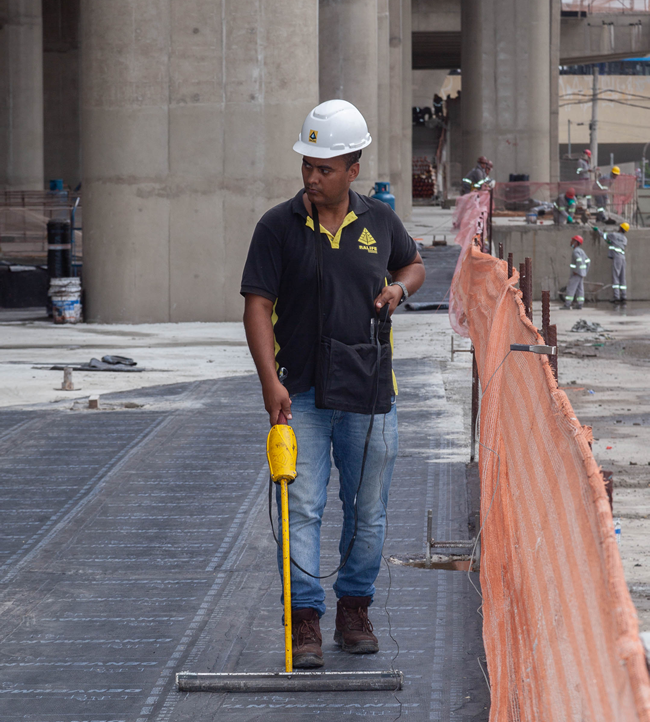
[525, 211, 538, 224]
[49, 277, 82, 324]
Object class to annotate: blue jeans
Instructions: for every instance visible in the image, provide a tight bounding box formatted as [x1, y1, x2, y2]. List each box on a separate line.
[276, 388, 398, 617]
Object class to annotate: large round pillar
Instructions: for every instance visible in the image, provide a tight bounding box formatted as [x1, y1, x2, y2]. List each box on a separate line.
[461, 0, 551, 183]
[319, 0, 379, 193]
[81, 0, 318, 323]
[0, 0, 44, 190]
[388, 0, 411, 219]
[377, 0, 391, 182]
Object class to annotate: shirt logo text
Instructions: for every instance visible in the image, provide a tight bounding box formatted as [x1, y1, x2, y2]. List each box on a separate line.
[358, 228, 378, 253]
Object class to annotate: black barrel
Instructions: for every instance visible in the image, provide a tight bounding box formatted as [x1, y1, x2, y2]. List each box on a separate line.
[47, 219, 71, 278]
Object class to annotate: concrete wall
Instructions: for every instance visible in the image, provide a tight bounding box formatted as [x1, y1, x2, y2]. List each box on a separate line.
[81, 0, 318, 323]
[0, 0, 44, 190]
[493, 224, 650, 301]
[43, 0, 80, 189]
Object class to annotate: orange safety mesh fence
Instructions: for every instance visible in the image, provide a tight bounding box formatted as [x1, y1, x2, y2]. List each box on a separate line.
[449, 194, 650, 721]
[492, 177, 637, 216]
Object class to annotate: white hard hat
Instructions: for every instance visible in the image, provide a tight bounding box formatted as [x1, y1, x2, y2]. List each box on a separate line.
[293, 99, 372, 159]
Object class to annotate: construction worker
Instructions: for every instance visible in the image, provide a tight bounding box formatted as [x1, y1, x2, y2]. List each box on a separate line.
[576, 149, 592, 179]
[593, 221, 628, 302]
[241, 99, 425, 668]
[553, 187, 577, 225]
[575, 149, 593, 205]
[461, 155, 491, 195]
[433, 93, 443, 119]
[594, 165, 620, 219]
[560, 235, 590, 310]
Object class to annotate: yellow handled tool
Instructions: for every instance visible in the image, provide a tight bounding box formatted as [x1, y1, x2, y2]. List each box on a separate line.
[266, 410, 297, 673]
[176, 406, 403, 693]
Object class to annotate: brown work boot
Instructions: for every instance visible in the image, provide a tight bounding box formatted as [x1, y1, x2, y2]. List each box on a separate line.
[334, 596, 379, 654]
[291, 608, 324, 668]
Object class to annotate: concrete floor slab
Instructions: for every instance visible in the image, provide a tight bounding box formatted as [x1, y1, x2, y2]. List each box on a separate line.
[0, 363, 489, 722]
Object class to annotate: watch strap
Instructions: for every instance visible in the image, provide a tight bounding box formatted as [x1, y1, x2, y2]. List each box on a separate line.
[390, 281, 408, 305]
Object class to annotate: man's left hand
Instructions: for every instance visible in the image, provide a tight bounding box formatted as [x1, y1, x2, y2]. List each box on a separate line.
[374, 285, 404, 316]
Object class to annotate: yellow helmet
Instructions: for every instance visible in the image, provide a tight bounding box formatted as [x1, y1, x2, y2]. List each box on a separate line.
[620, 222, 630, 232]
[611, 166, 621, 175]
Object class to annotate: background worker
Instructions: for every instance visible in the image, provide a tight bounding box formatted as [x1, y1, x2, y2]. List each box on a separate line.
[553, 187, 577, 225]
[594, 165, 621, 220]
[561, 235, 590, 310]
[461, 155, 492, 195]
[433, 93, 443, 119]
[241, 99, 425, 669]
[593, 221, 629, 303]
[576, 149, 592, 179]
[575, 149, 593, 206]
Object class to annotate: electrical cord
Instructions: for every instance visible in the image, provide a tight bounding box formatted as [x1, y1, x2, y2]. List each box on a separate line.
[268, 304, 390, 579]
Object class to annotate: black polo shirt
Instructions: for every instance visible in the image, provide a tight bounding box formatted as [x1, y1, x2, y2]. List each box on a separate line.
[240, 189, 417, 396]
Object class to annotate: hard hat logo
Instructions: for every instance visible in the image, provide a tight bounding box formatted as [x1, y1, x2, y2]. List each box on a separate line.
[293, 99, 372, 159]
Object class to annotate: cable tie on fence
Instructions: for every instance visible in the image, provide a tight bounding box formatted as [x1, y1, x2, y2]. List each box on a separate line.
[510, 344, 556, 356]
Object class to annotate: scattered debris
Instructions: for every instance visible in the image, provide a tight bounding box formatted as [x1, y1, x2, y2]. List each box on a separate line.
[102, 355, 136, 366]
[588, 389, 595, 394]
[404, 301, 449, 312]
[570, 319, 604, 334]
[47, 357, 144, 372]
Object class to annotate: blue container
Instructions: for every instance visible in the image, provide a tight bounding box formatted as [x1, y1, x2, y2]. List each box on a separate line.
[372, 181, 395, 211]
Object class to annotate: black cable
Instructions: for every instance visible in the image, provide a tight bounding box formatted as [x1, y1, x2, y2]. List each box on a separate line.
[268, 302, 391, 580]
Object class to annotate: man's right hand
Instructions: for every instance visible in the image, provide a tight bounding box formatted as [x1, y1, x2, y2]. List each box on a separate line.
[263, 381, 292, 426]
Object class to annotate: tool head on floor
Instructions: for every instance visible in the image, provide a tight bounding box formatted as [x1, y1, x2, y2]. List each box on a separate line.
[175, 402, 403, 694]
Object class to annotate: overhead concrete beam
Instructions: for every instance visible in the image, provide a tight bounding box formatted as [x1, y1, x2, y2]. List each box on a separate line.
[560, 14, 650, 65]
[412, 0, 460, 33]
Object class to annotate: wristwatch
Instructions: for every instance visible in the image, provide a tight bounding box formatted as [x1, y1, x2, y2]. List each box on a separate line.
[389, 281, 408, 305]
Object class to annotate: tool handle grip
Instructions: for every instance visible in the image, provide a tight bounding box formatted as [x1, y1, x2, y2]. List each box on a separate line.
[277, 410, 288, 425]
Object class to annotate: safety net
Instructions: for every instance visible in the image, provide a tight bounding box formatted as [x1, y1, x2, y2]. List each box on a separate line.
[0, 191, 81, 257]
[492, 176, 637, 216]
[450, 192, 650, 721]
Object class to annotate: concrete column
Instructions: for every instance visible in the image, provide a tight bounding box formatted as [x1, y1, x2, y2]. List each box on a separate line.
[0, 0, 44, 190]
[377, 0, 391, 182]
[549, 0, 561, 183]
[81, 0, 318, 323]
[319, 0, 378, 193]
[43, 0, 81, 189]
[389, 0, 410, 218]
[401, 0, 412, 219]
[461, 0, 551, 183]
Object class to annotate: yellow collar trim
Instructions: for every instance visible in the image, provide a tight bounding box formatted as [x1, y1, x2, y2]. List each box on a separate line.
[306, 211, 358, 249]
